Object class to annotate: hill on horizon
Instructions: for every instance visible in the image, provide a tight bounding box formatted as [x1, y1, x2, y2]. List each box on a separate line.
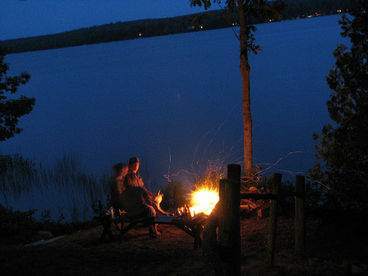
[0, 0, 351, 54]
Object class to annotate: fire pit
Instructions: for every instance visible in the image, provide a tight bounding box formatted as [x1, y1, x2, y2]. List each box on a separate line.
[157, 187, 219, 249]
[155, 211, 207, 249]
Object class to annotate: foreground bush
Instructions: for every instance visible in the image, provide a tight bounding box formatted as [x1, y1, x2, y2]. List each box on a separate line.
[0, 204, 98, 245]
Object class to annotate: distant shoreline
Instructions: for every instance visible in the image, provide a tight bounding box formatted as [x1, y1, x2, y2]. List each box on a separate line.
[0, 0, 351, 54]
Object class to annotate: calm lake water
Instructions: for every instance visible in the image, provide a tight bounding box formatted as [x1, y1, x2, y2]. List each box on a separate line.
[1, 15, 346, 219]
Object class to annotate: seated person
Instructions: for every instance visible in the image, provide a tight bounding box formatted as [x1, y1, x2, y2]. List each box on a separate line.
[123, 157, 144, 187]
[122, 157, 168, 237]
[109, 162, 128, 210]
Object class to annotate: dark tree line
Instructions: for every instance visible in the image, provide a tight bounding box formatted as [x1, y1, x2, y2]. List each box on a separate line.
[0, 0, 352, 54]
[310, 0, 368, 213]
[283, 0, 352, 17]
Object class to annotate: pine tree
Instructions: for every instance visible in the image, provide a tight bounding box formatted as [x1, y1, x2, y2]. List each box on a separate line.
[0, 48, 35, 141]
[312, 0, 368, 211]
[190, 0, 284, 180]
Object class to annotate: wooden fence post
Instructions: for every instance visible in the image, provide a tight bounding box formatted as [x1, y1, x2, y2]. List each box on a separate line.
[267, 173, 282, 266]
[295, 175, 305, 256]
[218, 164, 241, 276]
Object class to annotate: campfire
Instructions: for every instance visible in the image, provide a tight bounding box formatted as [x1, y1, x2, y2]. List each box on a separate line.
[174, 170, 222, 218]
[186, 188, 219, 217]
[176, 188, 219, 217]
[175, 185, 265, 219]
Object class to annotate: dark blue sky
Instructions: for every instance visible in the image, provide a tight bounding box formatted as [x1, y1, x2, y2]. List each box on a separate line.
[1, 0, 217, 40]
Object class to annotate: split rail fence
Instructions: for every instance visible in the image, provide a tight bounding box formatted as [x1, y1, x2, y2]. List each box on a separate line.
[217, 164, 306, 275]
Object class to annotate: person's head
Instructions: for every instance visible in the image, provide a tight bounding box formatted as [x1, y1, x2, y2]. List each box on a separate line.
[128, 157, 140, 173]
[112, 162, 128, 179]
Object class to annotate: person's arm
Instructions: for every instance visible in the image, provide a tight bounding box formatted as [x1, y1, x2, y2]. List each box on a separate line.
[117, 180, 126, 195]
[138, 187, 156, 208]
[123, 173, 131, 187]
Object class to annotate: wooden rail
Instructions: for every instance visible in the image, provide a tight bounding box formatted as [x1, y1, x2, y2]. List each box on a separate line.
[216, 164, 306, 275]
[218, 164, 241, 275]
[240, 192, 305, 200]
[267, 173, 281, 265]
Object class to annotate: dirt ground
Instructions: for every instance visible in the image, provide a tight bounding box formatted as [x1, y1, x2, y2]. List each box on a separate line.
[1, 217, 367, 275]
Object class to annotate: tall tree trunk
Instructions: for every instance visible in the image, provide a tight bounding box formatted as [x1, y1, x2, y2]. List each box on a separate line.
[238, 0, 253, 179]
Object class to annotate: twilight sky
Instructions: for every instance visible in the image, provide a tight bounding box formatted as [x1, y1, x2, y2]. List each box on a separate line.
[1, 0, 217, 40]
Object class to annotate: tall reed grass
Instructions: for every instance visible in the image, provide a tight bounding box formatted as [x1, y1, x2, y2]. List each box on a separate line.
[0, 154, 110, 222]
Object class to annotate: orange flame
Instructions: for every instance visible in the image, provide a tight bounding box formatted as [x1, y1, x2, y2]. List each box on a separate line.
[189, 188, 219, 216]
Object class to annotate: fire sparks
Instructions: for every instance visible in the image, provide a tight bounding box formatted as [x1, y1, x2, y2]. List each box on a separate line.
[189, 188, 219, 216]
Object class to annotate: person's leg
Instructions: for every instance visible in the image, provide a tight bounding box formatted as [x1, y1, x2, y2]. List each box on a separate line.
[146, 206, 160, 238]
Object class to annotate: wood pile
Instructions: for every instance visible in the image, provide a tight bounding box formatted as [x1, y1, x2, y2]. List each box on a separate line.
[240, 186, 270, 218]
